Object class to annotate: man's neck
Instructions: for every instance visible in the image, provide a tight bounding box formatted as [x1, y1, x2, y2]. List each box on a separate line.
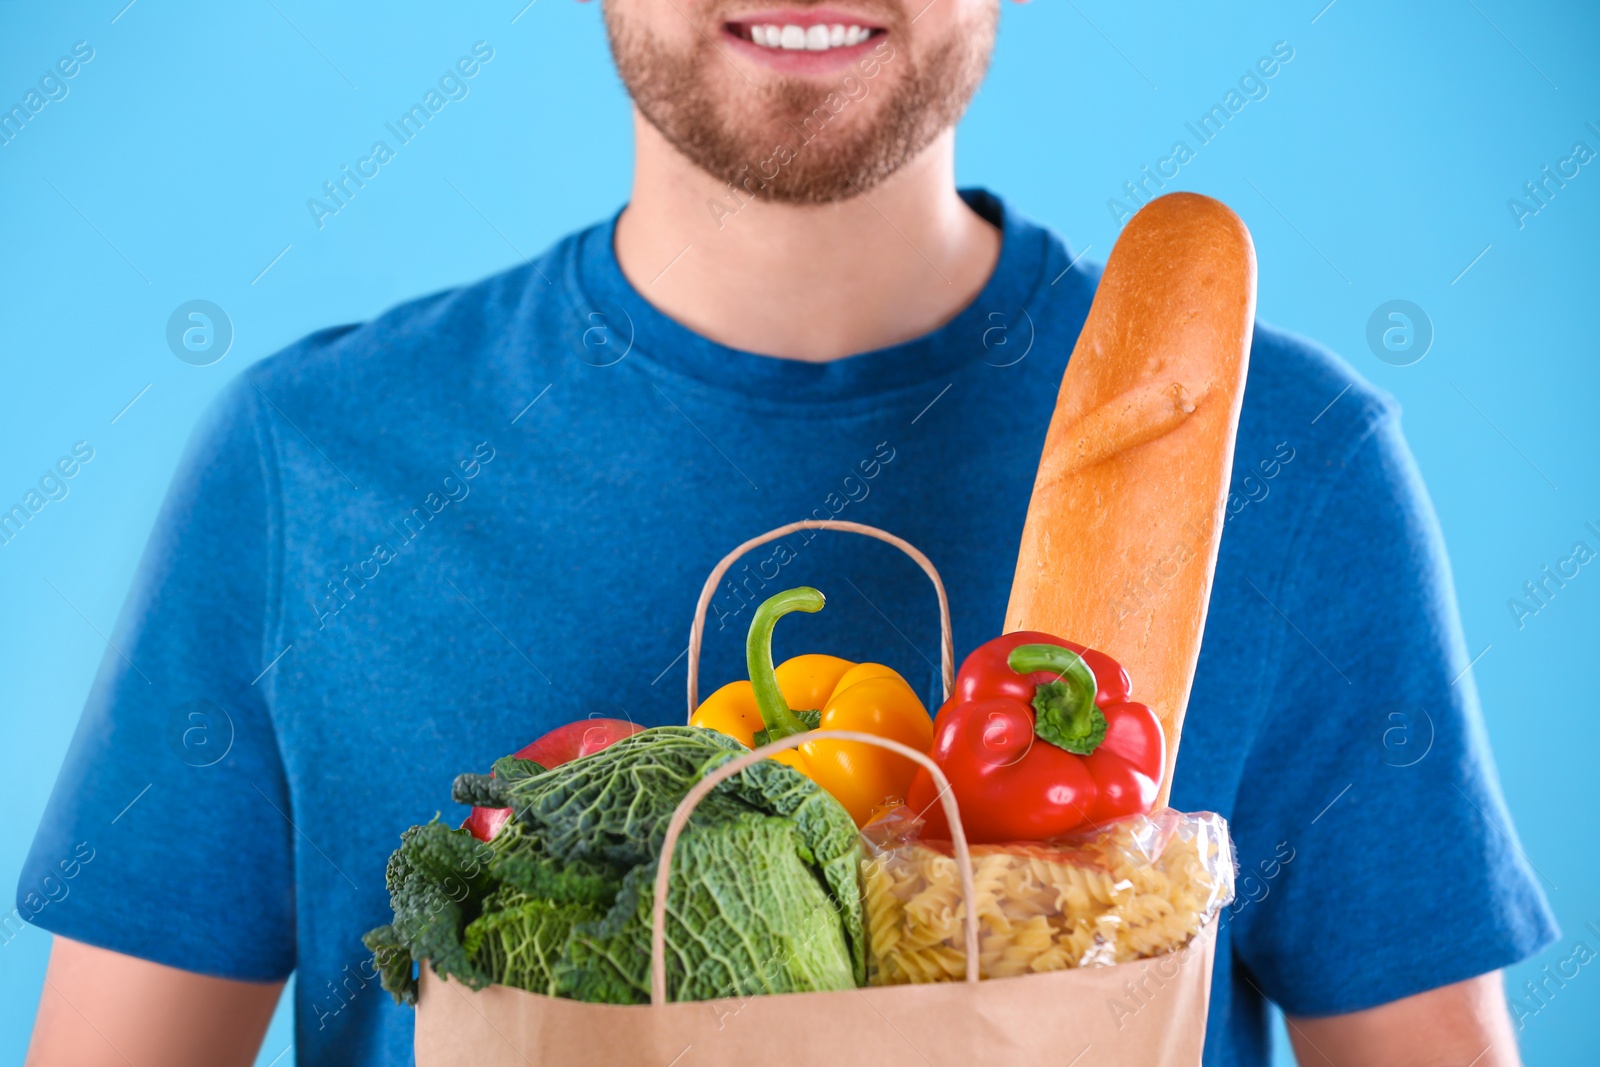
[614, 113, 1002, 362]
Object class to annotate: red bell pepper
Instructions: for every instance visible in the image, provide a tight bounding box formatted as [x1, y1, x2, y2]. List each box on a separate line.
[904, 631, 1164, 843]
[463, 718, 644, 841]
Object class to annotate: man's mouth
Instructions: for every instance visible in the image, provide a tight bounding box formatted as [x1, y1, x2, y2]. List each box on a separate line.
[729, 20, 881, 51]
[723, 9, 886, 64]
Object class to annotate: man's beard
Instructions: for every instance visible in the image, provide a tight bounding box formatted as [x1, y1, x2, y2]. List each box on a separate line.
[605, 4, 996, 204]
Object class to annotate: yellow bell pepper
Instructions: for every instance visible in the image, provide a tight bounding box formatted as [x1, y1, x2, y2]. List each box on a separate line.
[690, 587, 934, 826]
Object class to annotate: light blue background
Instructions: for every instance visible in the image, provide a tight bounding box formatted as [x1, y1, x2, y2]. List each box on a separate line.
[1, 1, 1595, 1064]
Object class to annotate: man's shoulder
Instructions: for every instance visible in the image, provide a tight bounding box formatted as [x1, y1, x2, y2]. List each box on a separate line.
[1248, 319, 1394, 425]
[1236, 318, 1399, 479]
[1211, 319, 1411, 572]
[239, 225, 595, 402]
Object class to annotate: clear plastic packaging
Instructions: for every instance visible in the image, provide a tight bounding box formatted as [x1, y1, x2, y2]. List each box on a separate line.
[860, 807, 1236, 984]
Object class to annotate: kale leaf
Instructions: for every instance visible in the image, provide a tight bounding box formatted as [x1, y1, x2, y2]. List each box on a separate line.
[451, 755, 546, 809]
[366, 819, 496, 1003]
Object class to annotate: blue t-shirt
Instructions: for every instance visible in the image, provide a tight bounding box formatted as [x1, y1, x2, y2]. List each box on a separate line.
[20, 190, 1555, 1065]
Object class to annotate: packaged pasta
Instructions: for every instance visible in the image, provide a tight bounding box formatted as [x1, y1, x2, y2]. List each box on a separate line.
[860, 806, 1235, 984]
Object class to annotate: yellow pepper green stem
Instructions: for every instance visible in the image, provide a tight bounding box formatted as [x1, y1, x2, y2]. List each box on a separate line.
[748, 587, 825, 741]
[690, 584, 934, 826]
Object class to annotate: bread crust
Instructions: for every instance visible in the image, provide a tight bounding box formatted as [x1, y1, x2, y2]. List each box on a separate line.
[1004, 193, 1256, 807]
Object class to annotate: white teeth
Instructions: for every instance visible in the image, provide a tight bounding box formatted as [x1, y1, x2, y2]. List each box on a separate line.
[747, 22, 873, 50]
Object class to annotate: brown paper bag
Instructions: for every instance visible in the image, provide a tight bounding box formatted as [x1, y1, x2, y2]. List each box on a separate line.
[415, 523, 1220, 1065]
[417, 931, 1214, 1065]
[415, 730, 1219, 1066]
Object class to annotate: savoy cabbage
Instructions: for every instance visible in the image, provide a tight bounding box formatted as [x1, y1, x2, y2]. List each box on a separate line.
[364, 726, 864, 1004]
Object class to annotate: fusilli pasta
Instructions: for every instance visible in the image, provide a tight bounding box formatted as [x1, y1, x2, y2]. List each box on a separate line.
[861, 809, 1233, 985]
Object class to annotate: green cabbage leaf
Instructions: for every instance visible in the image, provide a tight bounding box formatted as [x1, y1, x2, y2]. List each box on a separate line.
[366, 726, 864, 1005]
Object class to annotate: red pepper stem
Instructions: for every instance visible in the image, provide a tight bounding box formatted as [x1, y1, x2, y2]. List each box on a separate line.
[1007, 643, 1095, 685]
[1007, 643, 1105, 755]
[747, 587, 825, 741]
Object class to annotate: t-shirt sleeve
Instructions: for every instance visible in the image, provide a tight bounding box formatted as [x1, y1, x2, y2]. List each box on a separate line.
[16, 374, 296, 981]
[1226, 413, 1558, 1016]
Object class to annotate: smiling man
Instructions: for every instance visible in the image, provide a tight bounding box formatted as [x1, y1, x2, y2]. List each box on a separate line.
[21, 1, 1554, 1065]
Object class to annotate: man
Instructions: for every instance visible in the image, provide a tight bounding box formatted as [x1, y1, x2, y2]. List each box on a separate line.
[21, 0, 1554, 1063]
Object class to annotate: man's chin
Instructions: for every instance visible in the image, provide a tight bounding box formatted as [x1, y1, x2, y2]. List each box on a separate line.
[675, 55, 928, 201]
[669, 102, 903, 204]
[609, 2, 994, 207]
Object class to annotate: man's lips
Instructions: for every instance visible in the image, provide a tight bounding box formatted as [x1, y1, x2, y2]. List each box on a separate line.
[722, 8, 887, 73]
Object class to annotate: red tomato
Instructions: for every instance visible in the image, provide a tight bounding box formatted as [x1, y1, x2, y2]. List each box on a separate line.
[463, 718, 645, 841]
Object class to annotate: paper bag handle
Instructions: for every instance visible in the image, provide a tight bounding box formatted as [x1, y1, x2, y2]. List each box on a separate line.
[651, 729, 980, 1004]
[686, 520, 955, 717]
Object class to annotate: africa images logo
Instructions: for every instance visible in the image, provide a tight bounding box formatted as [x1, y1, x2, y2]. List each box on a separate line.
[165, 300, 234, 366]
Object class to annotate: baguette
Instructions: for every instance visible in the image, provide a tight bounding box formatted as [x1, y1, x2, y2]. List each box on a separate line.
[1004, 192, 1256, 808]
